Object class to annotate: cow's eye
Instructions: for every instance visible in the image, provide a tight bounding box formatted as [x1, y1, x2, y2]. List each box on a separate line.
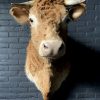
[29, 18, 34, 23]
[29, 15, 38, 27]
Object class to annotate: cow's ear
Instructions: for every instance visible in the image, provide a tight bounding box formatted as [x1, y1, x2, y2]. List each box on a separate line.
[68, 3, 86, 21]
[9, 1, 34, 24]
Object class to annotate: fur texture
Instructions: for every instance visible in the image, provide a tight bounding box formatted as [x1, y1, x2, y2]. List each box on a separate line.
[9, 0, 86, 100]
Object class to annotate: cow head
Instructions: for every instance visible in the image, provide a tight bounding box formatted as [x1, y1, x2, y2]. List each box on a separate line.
[10, 0, 86, 60]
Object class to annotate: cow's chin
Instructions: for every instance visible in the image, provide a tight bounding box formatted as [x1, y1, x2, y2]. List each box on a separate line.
[39, 51, 65, 60]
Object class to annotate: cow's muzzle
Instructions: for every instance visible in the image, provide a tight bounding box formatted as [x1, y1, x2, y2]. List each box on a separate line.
[39, 40, 66, 59]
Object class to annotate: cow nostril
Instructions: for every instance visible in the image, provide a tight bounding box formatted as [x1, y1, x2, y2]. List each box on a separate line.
[43, 43, 49, 49]
[59, 44, 65, 52]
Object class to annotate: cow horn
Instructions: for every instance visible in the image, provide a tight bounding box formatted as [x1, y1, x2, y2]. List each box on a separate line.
[11, 0, 35, 7]
[64, 0, 85, 5]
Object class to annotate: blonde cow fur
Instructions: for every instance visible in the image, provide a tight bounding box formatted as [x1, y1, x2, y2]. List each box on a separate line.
[9, 0, 86, 100]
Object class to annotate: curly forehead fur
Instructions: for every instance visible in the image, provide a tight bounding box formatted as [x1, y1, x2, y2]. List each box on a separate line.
[36, 0, 64, 6]
[31, 0, 67, 24]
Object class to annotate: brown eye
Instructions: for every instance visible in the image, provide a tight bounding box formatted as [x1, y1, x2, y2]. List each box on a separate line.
[29, 18, 34, 23]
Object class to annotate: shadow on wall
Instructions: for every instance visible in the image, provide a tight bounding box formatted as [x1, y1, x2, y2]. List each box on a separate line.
[50, 36, 100, 100]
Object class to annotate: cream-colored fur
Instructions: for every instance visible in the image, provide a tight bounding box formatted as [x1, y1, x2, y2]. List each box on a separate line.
[25, 41, 70, 100]
[9, 0, 86, 100]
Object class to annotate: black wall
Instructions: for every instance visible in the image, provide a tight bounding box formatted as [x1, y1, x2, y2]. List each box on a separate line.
[0, 0, 100, 100]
